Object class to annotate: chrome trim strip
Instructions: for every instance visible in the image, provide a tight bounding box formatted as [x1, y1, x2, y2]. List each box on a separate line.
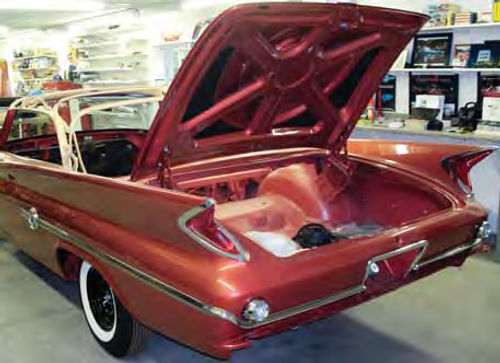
[413, 238, 482, 271]
[238, 285, 367, 329]
[19, 208, 243, 326]
[18, 207, 434, 330]
[177, 200, 250, 262]
[237, 240, 429, 329]
[363, 240, 428, 284]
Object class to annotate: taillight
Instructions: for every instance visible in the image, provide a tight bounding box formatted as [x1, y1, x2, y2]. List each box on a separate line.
[179, 199, 249, 261]
[442, 147, 496, 195]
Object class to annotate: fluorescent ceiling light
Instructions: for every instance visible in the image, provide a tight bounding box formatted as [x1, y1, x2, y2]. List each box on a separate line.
[182, 0, 238, 9]
[0, 0, 105, 11]
[67, 8, 139, 34]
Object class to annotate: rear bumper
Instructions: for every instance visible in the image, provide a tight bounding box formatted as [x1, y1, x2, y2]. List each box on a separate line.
[235, 240, 427, 329]
[414, 235, 484, 270]
[211, 222, 489, 357]
[215, 225, 488, 330]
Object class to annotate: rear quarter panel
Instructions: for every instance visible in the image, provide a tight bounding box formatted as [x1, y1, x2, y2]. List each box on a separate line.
[0, 151, 245, 355]
[348, 139, 499, 232]
[348, 139, 487, 195]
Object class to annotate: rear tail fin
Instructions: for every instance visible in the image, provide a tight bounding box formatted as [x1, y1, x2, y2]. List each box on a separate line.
[441, 147, 497, 196]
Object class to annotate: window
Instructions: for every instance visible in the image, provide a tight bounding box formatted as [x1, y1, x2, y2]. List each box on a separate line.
[8, 110, 54, 141]
[60, 94, 160, 132]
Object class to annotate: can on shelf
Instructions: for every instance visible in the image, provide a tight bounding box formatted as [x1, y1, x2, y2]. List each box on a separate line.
[494, 0, 500, 22]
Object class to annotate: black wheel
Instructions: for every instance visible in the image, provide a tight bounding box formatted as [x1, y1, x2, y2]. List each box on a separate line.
[79, 261, 149, 357]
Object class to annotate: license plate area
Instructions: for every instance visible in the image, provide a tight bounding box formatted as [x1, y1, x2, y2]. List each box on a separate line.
[363, 240, 428, 287]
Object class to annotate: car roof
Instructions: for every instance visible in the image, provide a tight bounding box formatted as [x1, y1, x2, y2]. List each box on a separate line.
[9, 87, 164, 111]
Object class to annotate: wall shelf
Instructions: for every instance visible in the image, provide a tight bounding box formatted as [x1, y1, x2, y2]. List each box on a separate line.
[152, 40, 195, 48]
[73, 41, 123, 49]
[82, 53, 145, 61]
[13, 55, 58, 61]
[390, 68, 500, 74]
[83, 79, 143, 85]
[75, 67, 133, 73]
[73, 25, 143, 39]
[24, 78, 53, 82]
[19, 67, 58, 71]
[420, 22, 500, 33]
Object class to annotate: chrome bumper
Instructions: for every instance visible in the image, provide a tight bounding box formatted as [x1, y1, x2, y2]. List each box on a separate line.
[414, 220, 490, 271]
[236, 240, 429, 329]
[413, 237, 483, 271]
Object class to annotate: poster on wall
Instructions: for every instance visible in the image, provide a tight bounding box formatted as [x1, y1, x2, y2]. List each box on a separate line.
[376, 74, 396, 111]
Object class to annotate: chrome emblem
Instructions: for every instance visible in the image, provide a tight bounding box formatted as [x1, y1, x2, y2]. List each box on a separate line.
[28, 207, 39, 230]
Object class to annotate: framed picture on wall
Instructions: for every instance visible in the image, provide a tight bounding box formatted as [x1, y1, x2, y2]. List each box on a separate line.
[468, 43, 500, 68]
[452, 44, 471, 67]
[411, 33, 453, 68]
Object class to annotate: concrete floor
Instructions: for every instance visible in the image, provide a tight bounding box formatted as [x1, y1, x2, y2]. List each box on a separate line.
[1, 239, 499, 363]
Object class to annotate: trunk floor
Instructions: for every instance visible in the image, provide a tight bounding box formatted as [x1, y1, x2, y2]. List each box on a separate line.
[0, 238, 499, 363]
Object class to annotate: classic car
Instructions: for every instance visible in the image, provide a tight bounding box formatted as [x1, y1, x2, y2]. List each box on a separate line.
[0, 2, 495, 360]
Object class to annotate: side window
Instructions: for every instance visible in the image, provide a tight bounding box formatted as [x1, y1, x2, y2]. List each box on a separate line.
[83, 102, 159, 131]
[5, 110, 61, 165]
[0, 98, 16, 132]
[59, 96, 160, 132]
[0, 107, 9, 132]
[8, 110, 55, 141]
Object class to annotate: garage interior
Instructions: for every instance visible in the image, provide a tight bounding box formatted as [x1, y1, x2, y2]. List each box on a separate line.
[0, 1, 499, 363]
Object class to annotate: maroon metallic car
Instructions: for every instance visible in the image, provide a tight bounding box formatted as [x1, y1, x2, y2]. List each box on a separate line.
[0, 2, 495, 359]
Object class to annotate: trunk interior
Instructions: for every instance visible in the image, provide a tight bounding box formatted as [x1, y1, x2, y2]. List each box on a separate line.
[154, 152, 453, 257]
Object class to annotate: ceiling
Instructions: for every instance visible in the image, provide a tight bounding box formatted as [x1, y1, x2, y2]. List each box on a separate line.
[0, 0, 180, 32]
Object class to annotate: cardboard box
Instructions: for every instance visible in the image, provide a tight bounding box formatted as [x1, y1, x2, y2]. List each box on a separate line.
[415, 95, 446, 120]
[482, 96, 500, 122]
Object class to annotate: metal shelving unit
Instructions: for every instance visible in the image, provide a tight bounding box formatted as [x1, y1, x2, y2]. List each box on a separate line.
[388, 20, 500, 115]
[153, 40, 195, 85]
[11, 50, 60, 95]
[71, 23, 150, 88]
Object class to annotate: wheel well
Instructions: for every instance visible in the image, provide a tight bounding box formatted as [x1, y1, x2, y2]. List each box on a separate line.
[55, 245, 137, 324]
[56, 249, 82, 281]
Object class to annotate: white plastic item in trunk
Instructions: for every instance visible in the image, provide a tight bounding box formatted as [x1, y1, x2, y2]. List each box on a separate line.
[245, 231, 303, 258]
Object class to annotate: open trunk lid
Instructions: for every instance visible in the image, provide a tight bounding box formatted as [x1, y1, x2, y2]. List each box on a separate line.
[132, 2, 427, 179]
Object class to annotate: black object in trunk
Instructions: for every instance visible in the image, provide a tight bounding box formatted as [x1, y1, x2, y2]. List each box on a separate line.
[293, 223, 347, 248]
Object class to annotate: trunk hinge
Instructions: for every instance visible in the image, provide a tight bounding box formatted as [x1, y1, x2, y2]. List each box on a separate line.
[327, 144, 354, 182]
[157, 145, 174, 189]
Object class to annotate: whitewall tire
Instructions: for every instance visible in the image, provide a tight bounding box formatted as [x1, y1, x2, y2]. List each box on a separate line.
[79, 261, 150, 357]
